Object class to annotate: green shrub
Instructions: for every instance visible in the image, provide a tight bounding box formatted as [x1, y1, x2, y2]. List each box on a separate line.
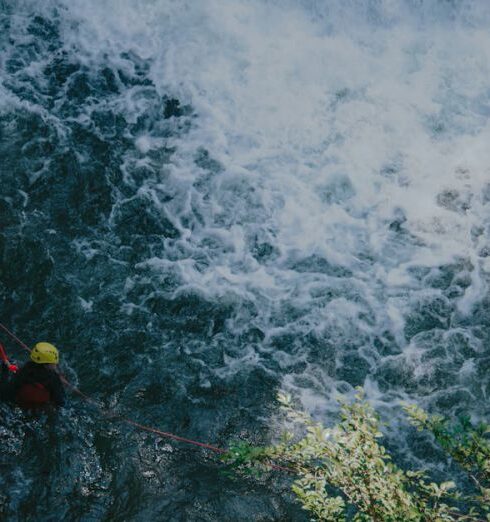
[224, 389, 490, 521]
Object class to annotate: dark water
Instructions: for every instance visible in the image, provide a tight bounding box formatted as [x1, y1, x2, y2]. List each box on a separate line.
[1, 1, 490, 520]
[0, 4, 302, 520]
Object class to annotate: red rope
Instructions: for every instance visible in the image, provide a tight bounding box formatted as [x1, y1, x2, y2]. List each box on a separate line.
[0, 342, 18, 372]
[124, 418, 226, 453]
[0, 323, 30, 351]
[0, 322, 292, 473]
[0, 342, 9, 364]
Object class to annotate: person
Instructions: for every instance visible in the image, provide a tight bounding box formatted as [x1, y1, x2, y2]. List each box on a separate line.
[0, 342, 65, 409]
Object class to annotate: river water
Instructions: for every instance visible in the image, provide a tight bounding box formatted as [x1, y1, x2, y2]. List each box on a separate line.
[1, 1, 490, 520]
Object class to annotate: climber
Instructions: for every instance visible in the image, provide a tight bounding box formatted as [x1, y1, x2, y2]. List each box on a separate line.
[0, 342, 65, 409]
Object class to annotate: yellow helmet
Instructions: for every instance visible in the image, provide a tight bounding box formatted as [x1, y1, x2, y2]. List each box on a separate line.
[31, 342, 59, 364]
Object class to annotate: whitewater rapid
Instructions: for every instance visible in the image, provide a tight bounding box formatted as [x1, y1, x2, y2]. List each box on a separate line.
[2, 0, 490, 519]
[51, 0, 490, 412]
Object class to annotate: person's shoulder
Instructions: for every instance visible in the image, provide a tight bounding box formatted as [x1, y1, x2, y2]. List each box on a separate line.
[20, 361, 50, 377]
[46, 367, 63, 383]
[15, 361, 35, 374]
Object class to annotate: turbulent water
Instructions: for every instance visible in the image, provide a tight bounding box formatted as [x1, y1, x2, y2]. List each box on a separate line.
[1, 0, 490, 520]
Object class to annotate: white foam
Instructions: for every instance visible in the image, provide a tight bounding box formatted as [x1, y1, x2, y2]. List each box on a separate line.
[16, 0, 490, 414]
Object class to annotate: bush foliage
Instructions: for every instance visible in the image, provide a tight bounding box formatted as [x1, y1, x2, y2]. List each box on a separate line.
[224, 389, 490, 521]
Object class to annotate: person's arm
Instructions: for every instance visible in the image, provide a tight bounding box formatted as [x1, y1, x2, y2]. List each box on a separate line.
[1, 364, 25, 402]
[1, 360, 10, 379]
[9, 365, 27, 393]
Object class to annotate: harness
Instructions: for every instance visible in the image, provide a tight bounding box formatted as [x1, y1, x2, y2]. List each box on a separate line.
[15, 382, 51, 409]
